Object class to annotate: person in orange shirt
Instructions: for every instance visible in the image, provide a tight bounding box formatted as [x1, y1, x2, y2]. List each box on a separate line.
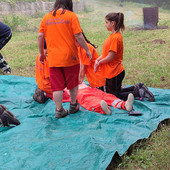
[78, 32, 105, 91]
[94, 12, 155, 102]
[34, 41, 134, 115]
[33, 40, 71, 104]
[33, 41, 52, 103]
[38, 0, 92, 118]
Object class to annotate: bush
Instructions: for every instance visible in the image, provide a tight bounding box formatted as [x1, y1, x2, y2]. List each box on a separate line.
[2, 14, 27, 32]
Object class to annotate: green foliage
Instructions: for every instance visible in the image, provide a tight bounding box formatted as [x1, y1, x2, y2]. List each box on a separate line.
[0, 0, 54, 2]
[2, 14, 28, 32]
[0, 0, 80, 2]
[125, 0, 170, 10]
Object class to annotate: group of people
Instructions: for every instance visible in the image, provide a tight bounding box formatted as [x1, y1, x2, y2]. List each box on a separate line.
[0, 0, 155, 126]
[34, 0, 155, 118]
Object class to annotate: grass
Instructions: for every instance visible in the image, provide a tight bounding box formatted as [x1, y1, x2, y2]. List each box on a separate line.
[0, 0, 170, 169]
[117, 120, 170, 170]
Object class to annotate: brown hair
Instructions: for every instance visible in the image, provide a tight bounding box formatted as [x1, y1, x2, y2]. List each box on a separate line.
[53, 0, 73, 16]
[82, 31, 98, 49]
[105, 12, 125, 32]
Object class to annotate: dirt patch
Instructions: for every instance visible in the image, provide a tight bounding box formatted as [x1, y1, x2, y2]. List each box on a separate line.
[152, 39, 166, 44]
[160, 76, 165, 81]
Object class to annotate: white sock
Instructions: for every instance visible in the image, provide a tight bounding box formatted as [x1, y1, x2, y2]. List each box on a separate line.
[100, 100, 111, 115]
[125, 93, 134, 111]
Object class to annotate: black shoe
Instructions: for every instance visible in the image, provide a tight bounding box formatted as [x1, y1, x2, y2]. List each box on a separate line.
[55, 107, 68, 118]
[134, 82, 144, 91]
[139, 85, 155, 102]
[0, 105, 20, 127]
[69, 100, 79, 114]
[33, 88, 49, 104]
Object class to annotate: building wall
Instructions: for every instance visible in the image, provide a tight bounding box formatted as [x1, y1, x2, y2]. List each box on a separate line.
[0, 0, 84, 15]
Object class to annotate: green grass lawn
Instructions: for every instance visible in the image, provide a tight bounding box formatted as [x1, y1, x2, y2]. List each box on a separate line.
[0, 0, 170, 169]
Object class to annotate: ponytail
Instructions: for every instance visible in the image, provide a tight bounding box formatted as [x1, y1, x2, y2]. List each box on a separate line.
[82, 31, 98, 49]
[105, 12, 125, 32]
[117, 12, 125, 32]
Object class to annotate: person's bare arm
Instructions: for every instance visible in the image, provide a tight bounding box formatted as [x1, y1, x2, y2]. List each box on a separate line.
[94, 52, 115, 73]
[96, 55, 102, 61]
[74, 33, 92, 61]
[38, 32, 46, 64]
[98, 51, 115, 64]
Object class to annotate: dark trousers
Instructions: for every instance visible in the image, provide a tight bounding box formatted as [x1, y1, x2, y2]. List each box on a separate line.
[0, 22, 12, 50]
[106, 70, 139, 100]
[0, 22, 12, 72]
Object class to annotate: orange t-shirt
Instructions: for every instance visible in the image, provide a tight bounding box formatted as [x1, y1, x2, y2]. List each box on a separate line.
[99, 32, 124, 79]
[39, 10, 82, 67]
[35, 54, 52, 95]
[78, 43, 105, 87]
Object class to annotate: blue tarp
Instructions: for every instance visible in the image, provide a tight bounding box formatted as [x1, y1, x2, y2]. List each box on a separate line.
[0, 75, 170, 169]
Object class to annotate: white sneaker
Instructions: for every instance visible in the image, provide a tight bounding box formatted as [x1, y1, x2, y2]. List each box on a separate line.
[125, 93, 134, 111]
[100, 100, 111, 115]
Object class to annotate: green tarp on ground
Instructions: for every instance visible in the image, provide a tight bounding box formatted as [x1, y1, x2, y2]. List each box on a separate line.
[0, 75, 170, 169]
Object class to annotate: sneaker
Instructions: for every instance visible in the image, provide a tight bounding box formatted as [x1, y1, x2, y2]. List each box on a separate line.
[69, 100, 79, 114]
[134, 82, 144, 91]
[100, 100, 111, 115]
[139, 85, 155, 102]
[125, 93, 134, 111]
[33, 88, 49, 104]
[0, 105, 20, 127]
[55, 107, 68, 118]
[0, 56, 11, 74]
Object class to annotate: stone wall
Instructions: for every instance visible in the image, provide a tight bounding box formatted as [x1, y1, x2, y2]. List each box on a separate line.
[0, 1, 84, 15]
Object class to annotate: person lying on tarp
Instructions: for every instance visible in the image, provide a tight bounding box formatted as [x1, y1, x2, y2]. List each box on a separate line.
[33, 40, 135, 117]
[0, 105, 20, 127]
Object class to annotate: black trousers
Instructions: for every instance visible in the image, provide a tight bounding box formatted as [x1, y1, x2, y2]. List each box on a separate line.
[0, 22, 12, 50]
[0, 22, 12, 71]
[106, 70, 139, 100]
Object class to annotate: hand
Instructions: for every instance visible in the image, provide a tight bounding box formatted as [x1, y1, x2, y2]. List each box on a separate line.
[94, 59, 99, 73]
[79, 73, 85, 84]
[86, 50, 92, 62]
[39, 53, 46, 64]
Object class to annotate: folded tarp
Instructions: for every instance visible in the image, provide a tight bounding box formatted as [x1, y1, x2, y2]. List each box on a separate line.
[0, 75, 169, 170]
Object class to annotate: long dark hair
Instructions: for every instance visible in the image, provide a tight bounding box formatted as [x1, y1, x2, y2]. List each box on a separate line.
[53, 0, 73, 16]
[82, 31, 98, 49]
[105, 12, 125, 32]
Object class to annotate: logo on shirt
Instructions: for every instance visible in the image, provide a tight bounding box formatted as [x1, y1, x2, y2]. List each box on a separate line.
[45, 18, 70, 25]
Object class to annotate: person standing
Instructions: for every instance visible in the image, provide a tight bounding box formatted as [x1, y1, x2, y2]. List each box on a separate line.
[38, 0, 92, 118]
[0, 22, 12, 74]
